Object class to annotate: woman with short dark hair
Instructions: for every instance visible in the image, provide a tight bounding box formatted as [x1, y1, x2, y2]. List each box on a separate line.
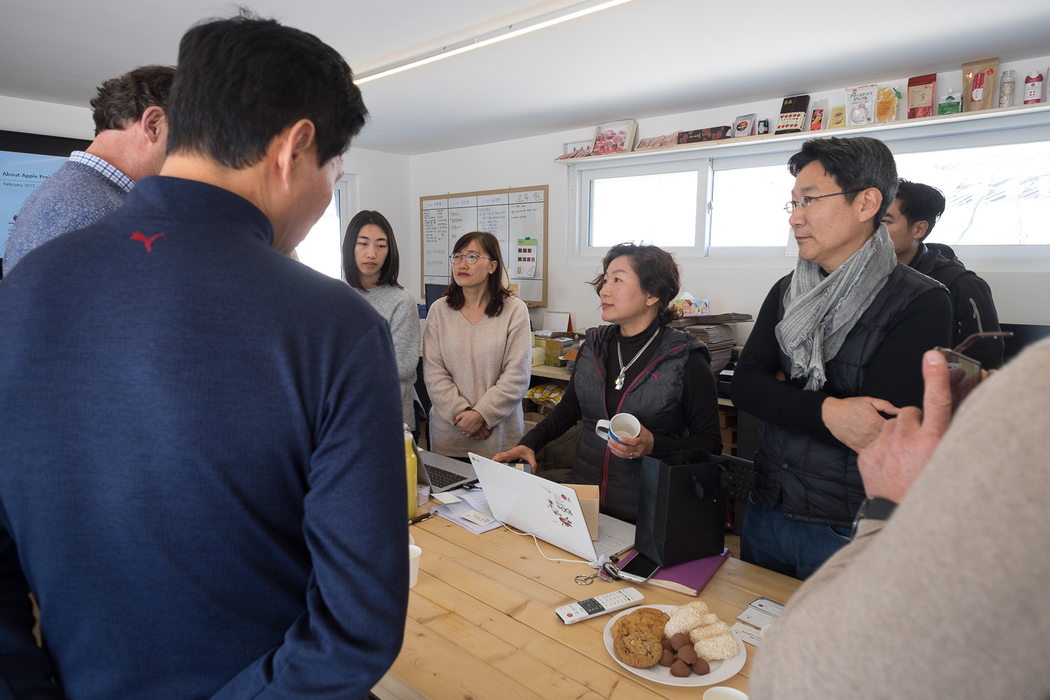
[423, 232, 532, 458]
[495, 243, 722, 522]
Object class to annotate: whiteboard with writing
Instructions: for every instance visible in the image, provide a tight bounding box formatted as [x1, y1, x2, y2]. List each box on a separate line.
[420, 186, 547, 306]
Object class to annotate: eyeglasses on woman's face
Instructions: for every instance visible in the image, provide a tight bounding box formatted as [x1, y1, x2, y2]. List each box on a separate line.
[449, 253, 493, 265]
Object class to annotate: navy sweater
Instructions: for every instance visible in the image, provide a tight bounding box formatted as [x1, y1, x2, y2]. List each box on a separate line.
[0, 176, 408, 699]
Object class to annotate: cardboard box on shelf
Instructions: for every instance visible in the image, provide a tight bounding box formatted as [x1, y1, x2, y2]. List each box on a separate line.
[523, 411, 545, 434]
[718, 410, 737, 429]
[721, 427, 738, 447]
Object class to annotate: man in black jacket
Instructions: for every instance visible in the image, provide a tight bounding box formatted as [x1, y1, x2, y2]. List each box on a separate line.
[882, 179, 1004, 369]
[732, 138, 951, 580]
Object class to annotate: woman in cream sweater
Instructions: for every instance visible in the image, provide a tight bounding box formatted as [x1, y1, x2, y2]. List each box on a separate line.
[423, 231, 531, 459]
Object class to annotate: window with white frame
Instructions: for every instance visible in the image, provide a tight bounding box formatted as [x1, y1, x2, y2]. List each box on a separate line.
[296, 176, 355, 279]
[895, 140, 1050, 246]
[589, 170, 699, 248]
[573, 158, 708, 258]
[568, 105, 1050, 260]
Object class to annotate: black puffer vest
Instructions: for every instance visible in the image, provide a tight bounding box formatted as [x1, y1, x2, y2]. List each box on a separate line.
[753, 265, 942, 527]
[572, 325, 708, 522]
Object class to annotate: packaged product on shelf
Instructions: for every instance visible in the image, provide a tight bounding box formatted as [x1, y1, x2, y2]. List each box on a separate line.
[677, 126, 731, 143]
[828, 106, 847, 129]
[1023, 70, 1044, 104]
[732, 114, 756, 137]
[774, 95, 810, 134]
[756, 119, 769, 135]
[907, 74, 937, 118]
[875, 85, 901, 123]
[937, 90, 962, 115]
[526, 383, 565, 409]
[962, 57, 999, 112]
[845, 84, 877, 126]
[591, 119, 638, 155]
[809, 99, 828, 131]
[998, 70, 1016, 107]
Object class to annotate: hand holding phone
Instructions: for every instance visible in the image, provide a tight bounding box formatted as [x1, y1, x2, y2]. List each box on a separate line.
[935, 332, 1012, 412]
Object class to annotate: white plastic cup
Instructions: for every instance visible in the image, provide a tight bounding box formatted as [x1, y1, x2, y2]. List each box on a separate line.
[595, 413, 641, 443]
[703, 688, 749, 700]
[408, 544, 422, 589]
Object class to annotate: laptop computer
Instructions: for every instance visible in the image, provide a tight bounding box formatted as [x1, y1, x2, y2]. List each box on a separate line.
[418, 449, 478, 494]
[468, 452, 636, 562]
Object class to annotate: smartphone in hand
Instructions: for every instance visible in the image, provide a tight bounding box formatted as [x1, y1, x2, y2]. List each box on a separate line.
[935, 331, 1012, 412]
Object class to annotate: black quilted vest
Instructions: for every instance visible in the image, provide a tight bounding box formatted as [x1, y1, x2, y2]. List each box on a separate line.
[572, 325, 707, 522]
[752, 265, 943, 527]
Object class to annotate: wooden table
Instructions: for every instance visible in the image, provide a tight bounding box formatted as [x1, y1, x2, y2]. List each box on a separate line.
[373, 511, 800, 700]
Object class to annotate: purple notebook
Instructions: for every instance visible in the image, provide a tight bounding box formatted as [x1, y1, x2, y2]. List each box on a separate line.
[619, 548, 730, 596]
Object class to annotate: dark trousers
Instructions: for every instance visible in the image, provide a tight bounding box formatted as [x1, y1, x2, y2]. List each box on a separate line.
[740, 494, 851, 580]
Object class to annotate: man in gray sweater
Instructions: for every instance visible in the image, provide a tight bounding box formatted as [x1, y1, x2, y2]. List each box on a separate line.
[750, 342, 1050, 699]
[3, 65, 174, 275]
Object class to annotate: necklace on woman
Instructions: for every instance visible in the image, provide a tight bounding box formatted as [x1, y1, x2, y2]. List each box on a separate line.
[615, 328, 660, 390]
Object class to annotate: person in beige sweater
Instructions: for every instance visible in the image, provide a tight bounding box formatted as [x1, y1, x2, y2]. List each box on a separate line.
[423, 231, 531, 459]
[750, 340, 1050, 699]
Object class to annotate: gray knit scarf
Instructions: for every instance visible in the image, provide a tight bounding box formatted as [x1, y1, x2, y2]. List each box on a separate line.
[775, 224, 897, 390]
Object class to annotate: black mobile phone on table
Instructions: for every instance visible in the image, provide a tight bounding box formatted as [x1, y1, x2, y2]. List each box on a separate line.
[614, 553, 661, 583]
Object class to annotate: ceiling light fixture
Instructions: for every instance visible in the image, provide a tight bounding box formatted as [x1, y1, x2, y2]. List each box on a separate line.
[353, 0, 634, 85]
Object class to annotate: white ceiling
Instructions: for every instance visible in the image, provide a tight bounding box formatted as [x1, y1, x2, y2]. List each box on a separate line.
[2, 0, 1050, 156]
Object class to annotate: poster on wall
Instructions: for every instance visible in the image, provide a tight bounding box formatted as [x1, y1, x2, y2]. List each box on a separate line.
[420, 185, 548, 306]
[1, 151, 68, 254]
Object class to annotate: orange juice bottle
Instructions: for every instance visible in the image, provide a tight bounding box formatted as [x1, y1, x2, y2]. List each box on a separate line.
[876, 86, 897, 123]
[404, 425, 418, 519]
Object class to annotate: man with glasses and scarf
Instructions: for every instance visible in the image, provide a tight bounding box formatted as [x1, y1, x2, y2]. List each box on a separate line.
[731, 136, 952, 580]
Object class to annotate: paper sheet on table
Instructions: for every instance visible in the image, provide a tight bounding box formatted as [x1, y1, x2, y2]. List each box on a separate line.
[430, 488, 501, 535]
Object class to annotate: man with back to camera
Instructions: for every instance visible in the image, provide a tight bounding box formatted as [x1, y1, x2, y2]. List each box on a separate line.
[731, 136, 952, 580]
[882, 178, 1005, 369]
[0, 12, 408, 699]
[2, 64, 175, 275]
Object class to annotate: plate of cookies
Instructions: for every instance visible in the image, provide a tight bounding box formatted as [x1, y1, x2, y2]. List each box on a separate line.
[603, 602, 745, 687]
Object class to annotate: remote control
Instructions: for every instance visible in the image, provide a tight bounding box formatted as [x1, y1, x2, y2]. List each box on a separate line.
[555, 587, 644, 624]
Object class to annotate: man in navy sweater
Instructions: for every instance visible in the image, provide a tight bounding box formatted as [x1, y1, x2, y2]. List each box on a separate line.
[0, 12, 408, 699]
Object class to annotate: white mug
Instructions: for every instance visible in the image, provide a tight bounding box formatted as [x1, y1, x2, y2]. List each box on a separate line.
[595, 413, 641, 443]
[408, 544, 422, 589]
[703, 688, 749, 700]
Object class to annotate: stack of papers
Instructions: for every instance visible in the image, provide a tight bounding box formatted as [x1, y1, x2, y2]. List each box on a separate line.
[429, 487, 501, 535]
[731, 596, 784, 647]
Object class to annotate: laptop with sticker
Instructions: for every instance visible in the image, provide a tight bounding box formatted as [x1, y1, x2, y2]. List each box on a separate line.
[468, 452, 635, 562]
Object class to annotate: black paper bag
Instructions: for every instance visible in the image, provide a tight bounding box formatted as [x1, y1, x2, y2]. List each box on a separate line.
[635, 450, 728, 568]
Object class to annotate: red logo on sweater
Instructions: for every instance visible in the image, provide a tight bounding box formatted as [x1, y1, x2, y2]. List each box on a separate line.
[131, 232, 164, 252]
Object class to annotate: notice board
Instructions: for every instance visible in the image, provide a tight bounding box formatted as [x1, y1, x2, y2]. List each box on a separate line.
[420, 185, 547, 306]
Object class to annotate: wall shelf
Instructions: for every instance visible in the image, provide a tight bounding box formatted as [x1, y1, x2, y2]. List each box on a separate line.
[556, 102, 1050, 166]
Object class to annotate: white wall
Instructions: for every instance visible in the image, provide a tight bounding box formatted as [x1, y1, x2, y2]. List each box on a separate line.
[410, 52, 1050, 342]
[409, 131, 797, 343]
[5, 52, 1050, 338]
[344, 147, 413, 291]
[0, 98, 415, 293]
[0, 95, 93, 140]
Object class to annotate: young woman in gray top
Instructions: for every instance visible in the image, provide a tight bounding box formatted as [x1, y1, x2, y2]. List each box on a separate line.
[342, 210, 420, 430]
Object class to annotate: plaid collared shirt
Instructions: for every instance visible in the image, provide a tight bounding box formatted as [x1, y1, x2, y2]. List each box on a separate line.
[68, 151, 134, 194]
